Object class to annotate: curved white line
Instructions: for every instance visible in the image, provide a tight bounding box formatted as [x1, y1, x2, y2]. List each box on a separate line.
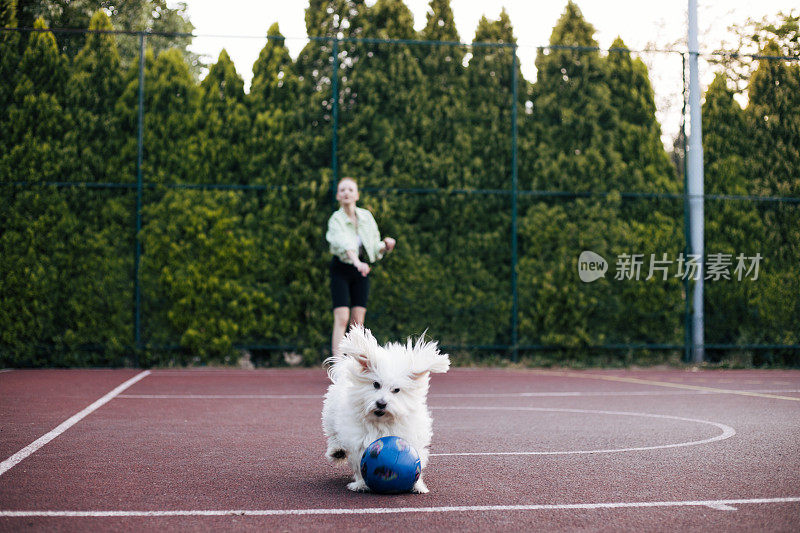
[429, 406, 736, 456]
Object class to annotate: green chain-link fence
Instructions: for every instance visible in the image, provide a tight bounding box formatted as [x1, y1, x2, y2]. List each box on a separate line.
[1, 24, 798, 367]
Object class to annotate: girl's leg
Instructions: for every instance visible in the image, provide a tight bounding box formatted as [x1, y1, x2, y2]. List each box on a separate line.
[332, 307, 350, 356]
[349, 306, 366, 327]
[349, 273, 369, 327]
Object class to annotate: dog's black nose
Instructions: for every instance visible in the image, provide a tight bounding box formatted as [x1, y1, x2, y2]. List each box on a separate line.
[376, 400, 387, 409]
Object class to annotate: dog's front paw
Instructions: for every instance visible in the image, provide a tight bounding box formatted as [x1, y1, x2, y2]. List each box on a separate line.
[347, 479, 370, 492]
[411, 479, 429, 494]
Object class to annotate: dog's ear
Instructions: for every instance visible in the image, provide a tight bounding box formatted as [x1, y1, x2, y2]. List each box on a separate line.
[339, 324, 379, 373]
[351, 352, 371, 373]
[409, 332, 450, 379]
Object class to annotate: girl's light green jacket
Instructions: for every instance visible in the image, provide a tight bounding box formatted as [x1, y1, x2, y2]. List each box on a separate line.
[326, 207, 386, 264]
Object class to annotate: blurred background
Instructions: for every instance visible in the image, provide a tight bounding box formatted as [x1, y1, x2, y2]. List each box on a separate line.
[1, 1, 798, 368]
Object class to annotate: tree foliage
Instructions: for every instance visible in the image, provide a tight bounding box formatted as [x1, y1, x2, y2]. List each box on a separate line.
[15, 0, 196, 67]
[0, 0, 797, 367]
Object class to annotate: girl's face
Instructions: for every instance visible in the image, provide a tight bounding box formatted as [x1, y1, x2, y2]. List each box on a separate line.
[336, 179, 359, 206]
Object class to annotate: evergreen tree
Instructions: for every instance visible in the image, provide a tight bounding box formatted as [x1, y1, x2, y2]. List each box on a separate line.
[526, 1, 613, 193]
[605, 36, 676, 194]
[249, 20, 335, 358]
[702, 73, 764, 354]
[518, 2, 681, 358]
[139, 189, 277, 361]
[249, 7, 371, 359]
[520, 2, 613, 352]
[15, 0, 93, 48]
[65, 10, 122, 181]
[467, 10, 523, 190]
[4, 0, 795, 366]
[125, 46, 203, 352]
[603, 36, 683, 349]
[287, 5, 370, 348]
[0, 19, 81, 365]
[703, 74, 750, 189]
[196, 49, 250, 184]
[295, 0, 368, 187]
[518, 194, 622, 349]
[748, 41, 800, 209]
[117, 46, 200, 185]
[249, 23, 301, 185]
[339, 3, 515, 346]
[16, 0, 197, 69]
[713, 11, 799, 94]
[0, 0, 20, 114]
[16, 0, 94, 30]
[58, 10, 131, 360]
[303, 0, 367, 40]
[251, 23, 298, 114]
[417, 0, 501, 343]
[340, 0, 425, 184]
[298, 0, 367, 104]
[416, 0, 467, 190]
[244, 22, 325, 355]
[407, 9, 525, 347]
[744, 41, 800, 355]
[240, 180, 331, 359]
[1, 16, 68, 182]
[109, 0, 198, 74]
[334, 0, 438, 343]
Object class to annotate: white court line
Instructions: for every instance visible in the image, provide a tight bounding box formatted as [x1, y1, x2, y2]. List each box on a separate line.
[116, 389, 800, 400]
[0, 370, 151, 477]
[429, 407, 736, 456]
[1, 497, 798, 517]
[118, 394, 321, 399]
[145, 370, 293, 376]
[431, 389, 800, 397]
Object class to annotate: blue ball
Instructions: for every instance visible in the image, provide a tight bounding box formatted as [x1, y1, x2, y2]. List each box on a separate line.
[360, 436, 421, 494]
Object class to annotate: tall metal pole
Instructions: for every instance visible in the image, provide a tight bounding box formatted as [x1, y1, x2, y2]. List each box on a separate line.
[134, 32, 145, 359]
[687, 0, 704, 363]
[681, 53, 691, 364]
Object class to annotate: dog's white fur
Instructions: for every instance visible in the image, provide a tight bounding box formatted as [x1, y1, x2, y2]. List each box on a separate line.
[321, 325, 450, 493]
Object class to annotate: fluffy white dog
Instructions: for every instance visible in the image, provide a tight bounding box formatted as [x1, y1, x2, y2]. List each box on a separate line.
[322, 325, 450, 493]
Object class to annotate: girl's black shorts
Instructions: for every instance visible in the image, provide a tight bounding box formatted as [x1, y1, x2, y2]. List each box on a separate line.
[330, 256, 370, 309]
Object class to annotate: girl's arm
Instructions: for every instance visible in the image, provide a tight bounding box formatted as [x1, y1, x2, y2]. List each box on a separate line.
[346, 249, 370, 276]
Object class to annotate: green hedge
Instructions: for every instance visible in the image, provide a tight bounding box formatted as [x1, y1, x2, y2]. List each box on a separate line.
[1, 3, 798, 367]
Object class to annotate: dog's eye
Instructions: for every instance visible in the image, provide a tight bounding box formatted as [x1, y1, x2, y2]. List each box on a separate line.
[373, 381, 380, 389]
[391, 388, 400, 394]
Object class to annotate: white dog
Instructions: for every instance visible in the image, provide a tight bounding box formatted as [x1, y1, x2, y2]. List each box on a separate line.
[322, 325, 450, 493]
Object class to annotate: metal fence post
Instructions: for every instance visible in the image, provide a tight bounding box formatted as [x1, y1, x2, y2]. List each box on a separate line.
[511, 45, 519, 362]
[133, 32, 145, 363]
[330, 38, 340, 203]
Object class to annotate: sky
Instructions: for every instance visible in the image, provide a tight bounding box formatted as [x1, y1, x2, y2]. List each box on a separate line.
[175, 0, 797, 144]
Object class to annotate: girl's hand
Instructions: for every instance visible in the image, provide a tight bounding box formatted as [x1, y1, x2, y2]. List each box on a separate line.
[383, 237, 396, 253]
[355, 261, 371, 277]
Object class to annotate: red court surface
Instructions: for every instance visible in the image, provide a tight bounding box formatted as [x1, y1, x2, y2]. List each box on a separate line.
[1, 367, 799, 531]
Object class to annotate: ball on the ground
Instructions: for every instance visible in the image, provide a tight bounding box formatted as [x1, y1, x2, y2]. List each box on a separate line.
[360, 436, 421, 493]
